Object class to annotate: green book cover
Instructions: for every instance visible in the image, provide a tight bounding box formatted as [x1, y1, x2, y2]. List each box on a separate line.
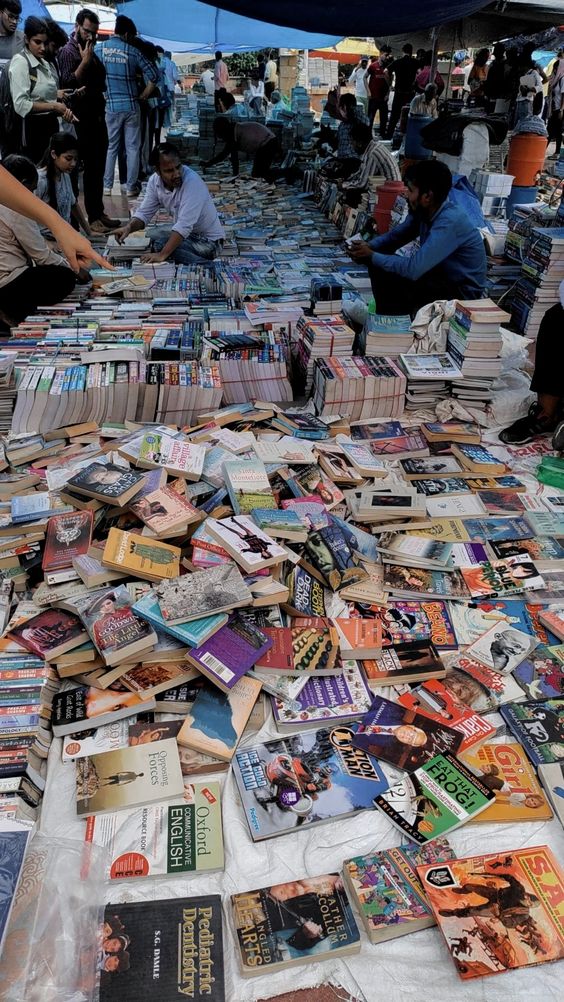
[86, 781, 224, 879]
[374, 752, 495, 844]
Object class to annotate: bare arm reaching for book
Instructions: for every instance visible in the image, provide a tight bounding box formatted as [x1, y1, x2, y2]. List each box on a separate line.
[0, 165, 110, 272]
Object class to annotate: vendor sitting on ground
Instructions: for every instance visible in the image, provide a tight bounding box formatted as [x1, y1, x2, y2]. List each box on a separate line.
[217, 90, 250, 119]
[204, 116, 279, 180]
[347, 159, 486, 315]
[0, 154, 76, 332]
[342, 122, 402, 196]
[500, 284, 564, 446]
[112, 142, 224, 265]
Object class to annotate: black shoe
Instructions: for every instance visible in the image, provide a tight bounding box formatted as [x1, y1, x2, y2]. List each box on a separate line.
[553, 420, 564, 452]
[499, 403, 556, 445]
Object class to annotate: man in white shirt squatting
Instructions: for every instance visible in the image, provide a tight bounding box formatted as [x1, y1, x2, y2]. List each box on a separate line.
[112, 142, 225, 264]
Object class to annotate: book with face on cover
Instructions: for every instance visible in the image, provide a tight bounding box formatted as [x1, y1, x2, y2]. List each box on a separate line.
[85, 781, 224, 880]
[177, 675, 263, 762]
[231, 872, 360, 976]
[383, 563, 469, 602]
[186, 614, 272, 692]
[97, 895, 225, 1001]
[154, 564, 252, 624]
[8, 607, 88, 661]
[42, 510, 93, 572]
[79, 585, 156, 666]
[206, 515, 287, 573]
[343, 838, 456, 944]
[416, 846, 564, 979]
[444, 655, 524, 713]
[375, 752, 495, 844]
[232, 724, 387, 841]
[399, 679, 496, 753]
[460, 557, 545, 599]
[372, 600, 457, 650]
[129, 485, 201, 538]
[302, 519, 368, 593]
[464, 622, 539, 675]
[513, 645, 564, 700]
[76, 738, 183, 817]
[66, 462, 146, 505]
[462, 742, 552, 822]
[102, 528, 181, 582]
[352, 695, 463, 771]
[52, 686, 156, 737]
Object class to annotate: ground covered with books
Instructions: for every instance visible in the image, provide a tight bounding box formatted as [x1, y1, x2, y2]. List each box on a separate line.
[0, 175, 563, 1002]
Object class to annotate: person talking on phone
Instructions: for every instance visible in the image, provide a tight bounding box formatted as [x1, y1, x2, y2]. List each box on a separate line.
[57, 8, 119, 233]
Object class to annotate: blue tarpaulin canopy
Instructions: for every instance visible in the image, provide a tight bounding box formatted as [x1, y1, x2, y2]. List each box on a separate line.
[194, 0, 493, 37]
[116, 1, 342, 52]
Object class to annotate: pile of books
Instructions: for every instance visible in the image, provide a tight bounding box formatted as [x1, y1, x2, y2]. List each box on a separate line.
[363, 313, 413, 356]
[295, 315, 355, 394]
[511, 226, 564, 338]
[312, 355, 407, 421]
[399, 353, 463, 410]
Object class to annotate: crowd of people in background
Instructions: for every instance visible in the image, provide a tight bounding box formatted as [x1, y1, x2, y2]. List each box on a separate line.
[0, 4, 180, 226]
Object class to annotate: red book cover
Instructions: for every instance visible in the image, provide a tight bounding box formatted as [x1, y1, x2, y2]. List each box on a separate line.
[42, 510, 93, 572]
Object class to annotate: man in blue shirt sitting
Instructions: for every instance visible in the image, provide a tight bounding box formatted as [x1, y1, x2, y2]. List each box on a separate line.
[348, 160, 487, 315]
[112, 142, 224, 264]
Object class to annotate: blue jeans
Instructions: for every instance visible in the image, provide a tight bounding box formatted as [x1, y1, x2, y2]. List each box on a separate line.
[104, 108, 141, 192]
[150, 226, 220, 265]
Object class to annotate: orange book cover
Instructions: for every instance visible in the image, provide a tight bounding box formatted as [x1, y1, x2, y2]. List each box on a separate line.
[417, 845, 564, 979]
[462, 742, 552, 823]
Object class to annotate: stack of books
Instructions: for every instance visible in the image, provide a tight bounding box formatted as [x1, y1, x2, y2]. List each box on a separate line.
[398, 353, 462, 410]
[295, 315, 355, 394]
[363, 313, 413, 356]
[511, 226, 564, 338]
[447, 299, 507, 409]
[312, 356, 407, 420]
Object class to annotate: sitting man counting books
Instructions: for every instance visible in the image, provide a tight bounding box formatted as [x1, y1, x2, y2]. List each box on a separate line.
[348, 160, 487, 316]
[112, 142, 224, 265]
[500, 284, 564, 446]
[204, 117, 279, 180]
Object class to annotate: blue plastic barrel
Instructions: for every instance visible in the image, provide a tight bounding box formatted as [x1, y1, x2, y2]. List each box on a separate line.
[405, 115, 433, 159]
[506, 185, 538, 218]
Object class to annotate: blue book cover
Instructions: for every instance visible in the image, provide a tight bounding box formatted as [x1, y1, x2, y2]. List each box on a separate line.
[463, 517, 533, 542]
[0, 826, 31, 950]
[11, 494, 54, 522]
[233, 722, 387, 840]
[250, 508, 306, 532]
[367, 314, 412, 334]
[132, 592, 226, 648]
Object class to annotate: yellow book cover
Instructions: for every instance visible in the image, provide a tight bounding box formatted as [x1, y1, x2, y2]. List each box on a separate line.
[407, 518, 470, 543]
[102, 528, 180, 582]
[462, 741, 553, 823]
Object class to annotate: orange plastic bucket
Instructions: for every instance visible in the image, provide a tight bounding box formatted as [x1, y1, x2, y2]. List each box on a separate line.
[372, 180, 405, 232]
[506, 134, 548, 187]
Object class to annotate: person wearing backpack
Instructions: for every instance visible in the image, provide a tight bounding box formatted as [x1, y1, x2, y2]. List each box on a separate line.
[7, 16, 76, 161]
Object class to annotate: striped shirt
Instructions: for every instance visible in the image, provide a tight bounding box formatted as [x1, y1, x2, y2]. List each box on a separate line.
[343, 139, 401, 189]
[96, 36, 157, 113]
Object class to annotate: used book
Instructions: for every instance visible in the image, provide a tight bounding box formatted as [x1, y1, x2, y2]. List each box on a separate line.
[500, 698, 564, 765]
[361, 640, 446, 687]
[79, 585, 156, 666]
[76, 738, 183, 816]
[417, 846, 564, 979]
[98, 894, 224, 1001]
[154, 564, 252, 624]
[232, 724, 387, 841]
[231, 872, 360, 976]
[177, 675, 262, 762]
[85, 780, 224, 879]
[374, 751, 495, 843]
[66, 462, 146, 505]
[52, 686, 155, 737]
[462, 741, 552, 822]
[352, 694, 463, 771]
[186, 614, 272, 692]
[102, 528, 181, 582]
[343, 838, 456, 943]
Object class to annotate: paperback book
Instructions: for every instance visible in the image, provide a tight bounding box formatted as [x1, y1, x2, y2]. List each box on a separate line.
[352, 695, 463, 771]
[462, 741, 552, 822]
[417, 846, 564, 979]
[361, 641, 446, 687]
[186, 614, 272, 691]
[177, 675, 263, 761]
[79, 585, 156, 666]
[271, 659, 374, 730]
[76, 738, 184, 816]
[374, 752, 495, 844]
[343, 838, 456, 943]
[154, 564, 252, 624]
[52, 686, 155, 737]
[232, 724, 387, 840]
[85, 781, 224, 879]
[500, 699, 564, 765]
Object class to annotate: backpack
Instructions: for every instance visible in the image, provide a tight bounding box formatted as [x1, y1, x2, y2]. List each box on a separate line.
[0, 53, 38, 150]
